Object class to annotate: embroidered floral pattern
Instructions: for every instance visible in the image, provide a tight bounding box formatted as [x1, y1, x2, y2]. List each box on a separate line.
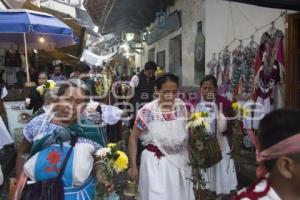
[44, 150, 62, 173]
[23, 113, 101, 153]
[47, 150, 61, 165]
[135, 102, 187, 132]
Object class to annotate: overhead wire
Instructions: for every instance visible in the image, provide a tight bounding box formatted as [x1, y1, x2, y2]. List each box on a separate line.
[214, 10, 287, 57]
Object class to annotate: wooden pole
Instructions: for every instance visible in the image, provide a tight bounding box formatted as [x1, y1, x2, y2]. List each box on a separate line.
[23, 32, 30, 83]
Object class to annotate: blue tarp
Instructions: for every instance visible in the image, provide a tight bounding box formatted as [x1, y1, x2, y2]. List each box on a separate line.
[0, 9, 74, 49]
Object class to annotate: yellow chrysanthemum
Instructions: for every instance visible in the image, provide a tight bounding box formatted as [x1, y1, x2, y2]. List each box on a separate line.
[156, 67, 164, 76]
[243, 108, 251, 117]
[47, 80, 56, 90]
[203, 121, 211, 131]
[107, 143, 116, 148]
[114, 151, 128, 172]
[232, 102, 239, 110]
[191, 112, 208, 120]
[36, 85, 45, 96]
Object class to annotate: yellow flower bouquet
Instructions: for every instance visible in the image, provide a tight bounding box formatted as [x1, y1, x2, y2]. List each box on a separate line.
[232, 102, 251, 119]
[95, 142, 129, 200]
[230, 102, 250, 169]
[187, 112, 221, 199]
[36, 80, 56, 96]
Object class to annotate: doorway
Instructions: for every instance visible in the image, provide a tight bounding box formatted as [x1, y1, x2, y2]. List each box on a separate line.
[169, 35, 182, 86]
[286, 13, 300, 108]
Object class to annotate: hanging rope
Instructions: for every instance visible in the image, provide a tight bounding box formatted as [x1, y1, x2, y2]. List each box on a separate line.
[230, 2, 236, 42]
[234, 4, 257, 30]
[101, 0, 117, 33]
[215, 10, 287, 57]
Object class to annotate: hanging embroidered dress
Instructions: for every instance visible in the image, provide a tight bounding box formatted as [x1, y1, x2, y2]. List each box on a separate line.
[252, 29, 284, 125]
[207, 54, 218, 77]
[135, 99, 195, 200]
[218, 49, 232, 100]
[238, 40, 257, 101]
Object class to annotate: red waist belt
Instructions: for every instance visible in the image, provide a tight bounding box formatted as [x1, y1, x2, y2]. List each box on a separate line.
[145, 144, 164, 159]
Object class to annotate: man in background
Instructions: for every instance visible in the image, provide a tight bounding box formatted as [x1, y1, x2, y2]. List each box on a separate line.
[50, 65, 67, 83]
[127, 61, 157, 165]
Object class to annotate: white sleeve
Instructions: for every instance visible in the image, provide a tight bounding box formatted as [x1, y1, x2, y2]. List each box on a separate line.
[129, 75, 139, 88]
[101, 105, 124, 125]
[1, 87, 7, 99]
[85, 102, 123, 125]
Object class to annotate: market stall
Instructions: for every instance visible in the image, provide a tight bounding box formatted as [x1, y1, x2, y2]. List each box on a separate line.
[0, 9, 75, 84]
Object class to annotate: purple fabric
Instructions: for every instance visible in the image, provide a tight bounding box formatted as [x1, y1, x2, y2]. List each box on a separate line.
[276, 39, 285, 66]
[185, 93, 231, 117]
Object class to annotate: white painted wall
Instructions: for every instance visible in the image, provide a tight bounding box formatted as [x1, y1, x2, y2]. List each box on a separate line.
[205, 0, 288, 69]
[135, 0, 295, 87]
[142, 0, 205, 86]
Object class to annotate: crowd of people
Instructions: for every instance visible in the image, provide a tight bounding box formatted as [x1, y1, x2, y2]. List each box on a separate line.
[1, 60, 299, 200]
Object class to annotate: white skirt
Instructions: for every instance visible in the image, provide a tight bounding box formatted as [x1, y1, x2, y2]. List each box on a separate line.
[138, 149, 195, 200]
[0, 116, 13, 149]
[203, 135, 238, 195]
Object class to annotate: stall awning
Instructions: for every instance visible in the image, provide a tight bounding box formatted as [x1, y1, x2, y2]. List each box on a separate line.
[224, 0, 300, 11]
[20, 2, 87, 65]
[81, 49, 116, 66]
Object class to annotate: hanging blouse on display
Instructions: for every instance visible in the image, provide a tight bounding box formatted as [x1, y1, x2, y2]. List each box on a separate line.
[207, 55, 218, 77]
[238, 41, 257, 101]
[231, 46, 246, 100]
[218, 50, 232, 100]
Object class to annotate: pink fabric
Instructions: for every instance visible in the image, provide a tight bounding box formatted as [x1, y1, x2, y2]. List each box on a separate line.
[257, 133, 300, 162]
[276, 39, 285, 66]
[248, 130, 300, 178]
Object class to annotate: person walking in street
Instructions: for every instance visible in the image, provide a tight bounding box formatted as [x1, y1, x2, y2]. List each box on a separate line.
[127, 61, 157, 165]
[128, 61, 157, 127]
[25, 71, 49, 114]
[188, 75, 238, 197]
[233, 108, 300, 200]
[15, 79, 111, 200]
[128, 73, 195, 200]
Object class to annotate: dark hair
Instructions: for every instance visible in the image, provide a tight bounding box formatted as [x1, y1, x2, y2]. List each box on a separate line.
[75, 62, 91, 73]
[144, 61, 157, 71]
[38, 71, 49, 79]
[200, 75, 218, 88]
[258, 108, 300, 171]
[56, 79, 90, 100]
[155, 72, 179, 90]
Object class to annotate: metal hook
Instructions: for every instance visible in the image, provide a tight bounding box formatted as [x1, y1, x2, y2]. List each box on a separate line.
[271, 21, 275, 27]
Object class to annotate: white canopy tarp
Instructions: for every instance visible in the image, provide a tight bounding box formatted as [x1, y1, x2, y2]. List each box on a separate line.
[81, 49, 116, 66]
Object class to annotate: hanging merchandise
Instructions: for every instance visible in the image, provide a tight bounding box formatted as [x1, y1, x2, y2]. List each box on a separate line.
[231, 41, 245, 101]
[255, 25, 283, 107]
[216, 53, 223, 87]
[252, 25, 284, 129]
[207, 53, 218, 77]
[239, 37, 257, 101]
[218, 48, 232, 100]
